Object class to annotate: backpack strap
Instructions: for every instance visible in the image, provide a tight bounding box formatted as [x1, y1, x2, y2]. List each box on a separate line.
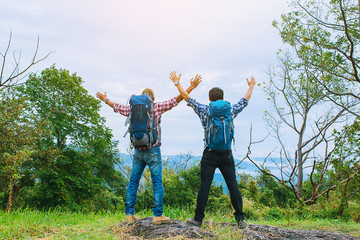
[222, 118, 227, 144]
[212, 125, 218, 141]
[145, 105, 154, 146]
[123, 95, 135, 137]
[157, 116, 162, 146]
[230, 117, 236, 151]
[123, 127, 130, 138]
[123, 108, 132, 137]
[208, 119, 213, 141]
[123, 118, 131, 137]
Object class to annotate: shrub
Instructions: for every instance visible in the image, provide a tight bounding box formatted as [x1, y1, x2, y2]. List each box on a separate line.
[264, 207, 283, 221]
[348, 202, 360, 223]
[242, 197, 265, 221]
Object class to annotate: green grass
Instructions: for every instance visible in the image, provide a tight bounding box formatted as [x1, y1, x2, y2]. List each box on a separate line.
[0, 208, 129, 239]
[0, 208, 359, 239]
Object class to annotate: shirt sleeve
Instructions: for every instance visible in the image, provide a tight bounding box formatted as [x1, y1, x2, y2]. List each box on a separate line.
[113, 103, 130, 117]
[231, 97, 248, 119]
[187, 97, 209, 129]
[154, 97, 178, 115]
[187, 97, 208, 117]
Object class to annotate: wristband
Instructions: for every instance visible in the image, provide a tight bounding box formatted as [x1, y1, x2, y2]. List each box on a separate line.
[174, 81, 179, 86]
[105, 99, 109, 104]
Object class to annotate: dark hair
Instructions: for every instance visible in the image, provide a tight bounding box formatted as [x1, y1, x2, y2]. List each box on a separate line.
[209, 87, 224, 101]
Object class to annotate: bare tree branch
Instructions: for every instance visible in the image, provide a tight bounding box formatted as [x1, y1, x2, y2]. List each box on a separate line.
[339, 0, 360, 83]
[0, 32, 51, 90]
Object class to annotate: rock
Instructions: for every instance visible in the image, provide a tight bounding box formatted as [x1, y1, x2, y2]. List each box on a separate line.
[212, 222, 360, 240]
[120, 217, 216, 239]
[115, 218, 360, 240]
[244, 223, 360, 240]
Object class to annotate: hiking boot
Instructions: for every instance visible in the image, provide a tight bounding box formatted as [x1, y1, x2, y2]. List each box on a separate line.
[126, 215, 139, 223]
[153, 215, 170, 225]
[186, 218, 202, 227]
[237, 219, 247, 229]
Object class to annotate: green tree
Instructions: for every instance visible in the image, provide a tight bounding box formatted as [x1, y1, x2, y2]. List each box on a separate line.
[0, 90, 49, 211]
[16, 65, 126, 211]
[246, 50, 349, 204]
[0, 32, 51, 211]
[163, 163, 200, 208]
[238, 173, 259, 202]
[327, 118, 360, 214]
[245, 0, 359, 205]
[273, 0, 360, 117]
[164, 161, 229, 211]
[257, 169, 296, 207]
[135, 162, 202, 210]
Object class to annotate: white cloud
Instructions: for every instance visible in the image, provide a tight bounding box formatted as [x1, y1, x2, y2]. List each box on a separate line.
[1, 0, 292, 156]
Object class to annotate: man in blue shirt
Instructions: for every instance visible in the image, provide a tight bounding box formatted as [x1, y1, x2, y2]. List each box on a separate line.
[169, 71, 255, 228]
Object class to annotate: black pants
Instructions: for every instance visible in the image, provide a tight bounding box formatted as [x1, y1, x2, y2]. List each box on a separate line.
[194, 147, 244, 222]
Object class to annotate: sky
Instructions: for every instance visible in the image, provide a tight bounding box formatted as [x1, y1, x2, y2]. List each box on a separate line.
[1, 0, 292, 159]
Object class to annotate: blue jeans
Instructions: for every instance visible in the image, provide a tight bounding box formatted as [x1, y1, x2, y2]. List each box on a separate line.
[125, 146, 164, 216]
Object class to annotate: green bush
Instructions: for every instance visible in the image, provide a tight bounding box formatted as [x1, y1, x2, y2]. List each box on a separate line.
[348, 202, 360, 223]
[242, 197, 265, 220]
[264, 207, 283, 221]
[207, 191, 232, 212]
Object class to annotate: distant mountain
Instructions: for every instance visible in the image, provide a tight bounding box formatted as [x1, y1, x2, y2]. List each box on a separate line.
[117, 153, 287, 193]
[118, 153, 307, 194]
[119, 153, 269, 174]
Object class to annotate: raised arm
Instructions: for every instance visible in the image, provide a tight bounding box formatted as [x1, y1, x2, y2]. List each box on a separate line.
[244, 76, 256, 101]
[96, 91, 115, 108]
[170, 71, 202, 102]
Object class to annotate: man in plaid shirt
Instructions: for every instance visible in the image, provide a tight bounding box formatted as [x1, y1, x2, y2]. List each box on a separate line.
[169, 70, 255, 229]
[96, 75, 201, 225]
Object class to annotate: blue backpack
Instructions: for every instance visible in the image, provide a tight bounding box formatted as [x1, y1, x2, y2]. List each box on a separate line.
[205, 100, 234, 151]
[124, 94, 158, 149]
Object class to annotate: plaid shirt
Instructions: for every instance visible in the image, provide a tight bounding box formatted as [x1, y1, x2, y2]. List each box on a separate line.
[187, 97, 248, 130]
[114, 97, 178, 147]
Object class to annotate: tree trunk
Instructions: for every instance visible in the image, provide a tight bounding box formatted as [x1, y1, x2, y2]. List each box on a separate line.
[296, 109, 308, 201]
[340, 180, 350, 217]
[6, 180, 14, 212]
[6, 177, 23, 212]
[296, 150, 304, 200]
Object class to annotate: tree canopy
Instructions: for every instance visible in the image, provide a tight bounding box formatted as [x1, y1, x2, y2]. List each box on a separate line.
[1, 66, 127, 211]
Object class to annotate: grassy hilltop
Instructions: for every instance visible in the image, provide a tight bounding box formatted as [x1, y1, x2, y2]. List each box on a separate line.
[1, 206, 360, 239]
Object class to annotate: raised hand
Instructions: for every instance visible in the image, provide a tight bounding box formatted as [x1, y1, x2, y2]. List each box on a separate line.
[244, 76, 256, 101]
[246, 76, 256, 87]
[190, 74, 202, 89]
[169, 71, 181, 83]
[96, 92, 107, 101]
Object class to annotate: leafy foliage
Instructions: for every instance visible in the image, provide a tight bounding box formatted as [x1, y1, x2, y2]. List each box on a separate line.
[273, 0, 360, 116]
[239, 171, 297, 208]
[0, 89, 48, 211]
[255, 0, 359, 205]
[327, 118, 360, 208]
[0, 66, 127, 211]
